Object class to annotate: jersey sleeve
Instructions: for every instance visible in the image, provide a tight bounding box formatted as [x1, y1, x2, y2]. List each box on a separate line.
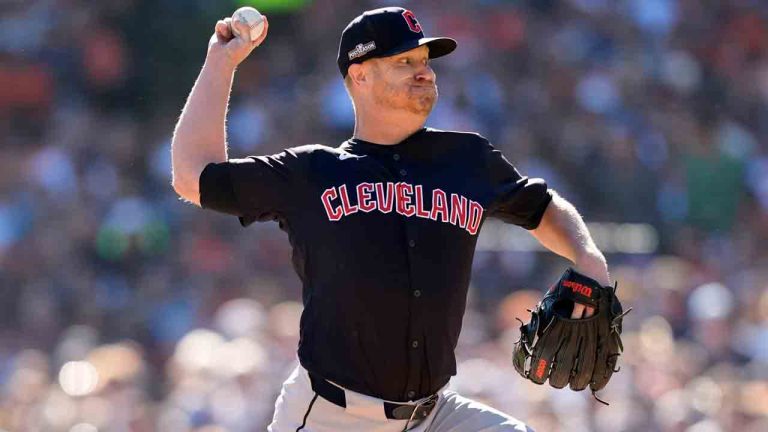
[483, 140, 553, 230]
[199, 148, 307, 227]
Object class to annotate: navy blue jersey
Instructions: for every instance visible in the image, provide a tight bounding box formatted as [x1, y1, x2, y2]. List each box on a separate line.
[199, 127, 552, 402]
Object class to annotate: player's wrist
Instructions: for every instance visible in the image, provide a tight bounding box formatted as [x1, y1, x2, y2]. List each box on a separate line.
[573, 252, 610, 287]
[204, 49, 239, 73]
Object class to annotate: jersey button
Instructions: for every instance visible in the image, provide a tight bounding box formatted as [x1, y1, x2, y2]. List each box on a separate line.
[411, 340, 419, 348]
[407, 390, 416, 399]
[413, 290, 421, 297]
[408, 240, 416, 248]
[393, 154, 400, 161]
[399, 168, 407, 176]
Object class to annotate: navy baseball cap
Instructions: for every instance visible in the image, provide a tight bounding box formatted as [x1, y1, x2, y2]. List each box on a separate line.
[337, 7, 457, 78]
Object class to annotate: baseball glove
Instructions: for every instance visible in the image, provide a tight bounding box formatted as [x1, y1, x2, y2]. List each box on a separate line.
[512, 268, 630, 404]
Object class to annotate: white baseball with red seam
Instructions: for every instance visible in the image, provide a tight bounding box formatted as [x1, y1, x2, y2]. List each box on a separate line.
[231, 7, 265, 42]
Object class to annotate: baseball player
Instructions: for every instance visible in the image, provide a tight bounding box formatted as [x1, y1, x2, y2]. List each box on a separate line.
[171, 7, 612, 432]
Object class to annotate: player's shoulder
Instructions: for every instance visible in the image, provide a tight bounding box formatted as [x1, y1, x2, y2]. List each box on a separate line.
[273, 143, 344, 162]
[421, 128, 494, 156]
[281, 143, 369, 167]
[283, 143, 335, 156]
[422, 127, 490, 146]
[285, 143, 357, 160]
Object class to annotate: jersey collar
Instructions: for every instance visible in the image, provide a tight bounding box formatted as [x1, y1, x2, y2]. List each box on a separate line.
[342, 127, 428, 155]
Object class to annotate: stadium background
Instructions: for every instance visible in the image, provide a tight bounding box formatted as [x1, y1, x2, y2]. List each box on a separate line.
[2, 0, 768, 430]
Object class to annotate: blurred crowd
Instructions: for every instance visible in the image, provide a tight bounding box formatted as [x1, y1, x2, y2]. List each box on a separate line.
[1, 0, 768, 431]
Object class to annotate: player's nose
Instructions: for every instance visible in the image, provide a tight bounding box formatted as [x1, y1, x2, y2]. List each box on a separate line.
[414, 64, 435, 83]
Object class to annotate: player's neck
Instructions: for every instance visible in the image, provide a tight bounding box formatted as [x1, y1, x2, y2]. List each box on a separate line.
[353, 111, 426, 145]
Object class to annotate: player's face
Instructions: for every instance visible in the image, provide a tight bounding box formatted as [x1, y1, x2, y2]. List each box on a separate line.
[369, 46, 437, 116]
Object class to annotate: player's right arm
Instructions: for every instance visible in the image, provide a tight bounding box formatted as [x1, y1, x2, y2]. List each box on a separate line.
[171, 15, 269, 206]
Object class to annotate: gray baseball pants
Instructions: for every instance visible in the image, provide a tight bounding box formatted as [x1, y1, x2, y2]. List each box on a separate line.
[268, 363, 534, 432]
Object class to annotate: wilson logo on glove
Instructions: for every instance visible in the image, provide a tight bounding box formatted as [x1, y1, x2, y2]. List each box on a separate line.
[562, 280, 593, 298]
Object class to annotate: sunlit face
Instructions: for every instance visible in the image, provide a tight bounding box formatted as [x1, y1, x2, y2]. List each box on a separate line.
[367, 45, 437, 116]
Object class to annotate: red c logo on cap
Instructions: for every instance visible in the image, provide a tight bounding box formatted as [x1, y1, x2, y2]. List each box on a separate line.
[402, 10, 422, 33]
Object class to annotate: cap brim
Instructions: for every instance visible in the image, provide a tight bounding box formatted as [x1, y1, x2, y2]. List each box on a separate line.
[379, 36, 457, 60]
[421, 37, 458, 59]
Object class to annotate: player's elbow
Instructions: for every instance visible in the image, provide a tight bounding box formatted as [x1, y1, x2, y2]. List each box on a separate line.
[171, 174, 201, 206]
[171, 156, 210, 206]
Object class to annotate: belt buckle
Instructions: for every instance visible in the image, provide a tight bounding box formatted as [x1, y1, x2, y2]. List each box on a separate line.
[403, 394, 438, 431]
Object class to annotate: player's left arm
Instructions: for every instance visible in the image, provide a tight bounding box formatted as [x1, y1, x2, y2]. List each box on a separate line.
[529, 190, 609, 318]
[480, 137, 609, 318]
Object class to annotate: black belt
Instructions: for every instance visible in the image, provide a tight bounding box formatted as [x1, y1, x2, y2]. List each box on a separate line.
[308, 372, 438, 421]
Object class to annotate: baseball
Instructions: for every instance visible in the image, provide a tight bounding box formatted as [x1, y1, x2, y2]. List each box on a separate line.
[231, 7, 265, 42]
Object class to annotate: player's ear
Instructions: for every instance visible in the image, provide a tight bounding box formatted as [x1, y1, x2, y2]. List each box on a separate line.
[347, 63, 367, 88]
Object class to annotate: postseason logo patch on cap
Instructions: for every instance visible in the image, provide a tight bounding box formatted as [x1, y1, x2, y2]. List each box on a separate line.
[348, 41, 377, 60]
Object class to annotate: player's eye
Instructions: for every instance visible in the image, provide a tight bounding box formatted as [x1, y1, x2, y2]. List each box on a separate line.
[399, 58, 409, 64]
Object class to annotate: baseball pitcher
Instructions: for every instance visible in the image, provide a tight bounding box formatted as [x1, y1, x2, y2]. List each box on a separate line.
[171, 6, 627, 432]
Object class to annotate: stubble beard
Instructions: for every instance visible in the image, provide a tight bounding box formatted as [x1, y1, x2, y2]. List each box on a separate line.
[374, 82, 438, 116]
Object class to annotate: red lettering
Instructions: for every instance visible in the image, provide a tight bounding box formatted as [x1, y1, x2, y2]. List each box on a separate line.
[466, 201, 484, 235]
[535, 359, 548, 379]
[396, 182, 415, 217]
[322, 184, 483, 232]
[376, 182, 395, 213]
[563, 280, 593, 297]
[321, 187, 343, 221]
[338, 184, 358, 216]
[449, 194, 468, 228]
[357, 183, 375, 213]
[414, 185, 430, 219]
[430, 189, 449, 222]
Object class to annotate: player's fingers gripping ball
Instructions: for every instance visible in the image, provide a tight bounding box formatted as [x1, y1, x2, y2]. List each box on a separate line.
[230, 7, 265, 42]
[512, 268, 630, 404]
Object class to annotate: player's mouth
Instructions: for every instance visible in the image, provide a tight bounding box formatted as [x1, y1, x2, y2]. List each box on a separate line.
[409, 83, 437, 93]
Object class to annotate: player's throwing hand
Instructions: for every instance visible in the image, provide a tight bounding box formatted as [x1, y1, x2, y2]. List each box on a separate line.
[208, 14, 269, 68]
